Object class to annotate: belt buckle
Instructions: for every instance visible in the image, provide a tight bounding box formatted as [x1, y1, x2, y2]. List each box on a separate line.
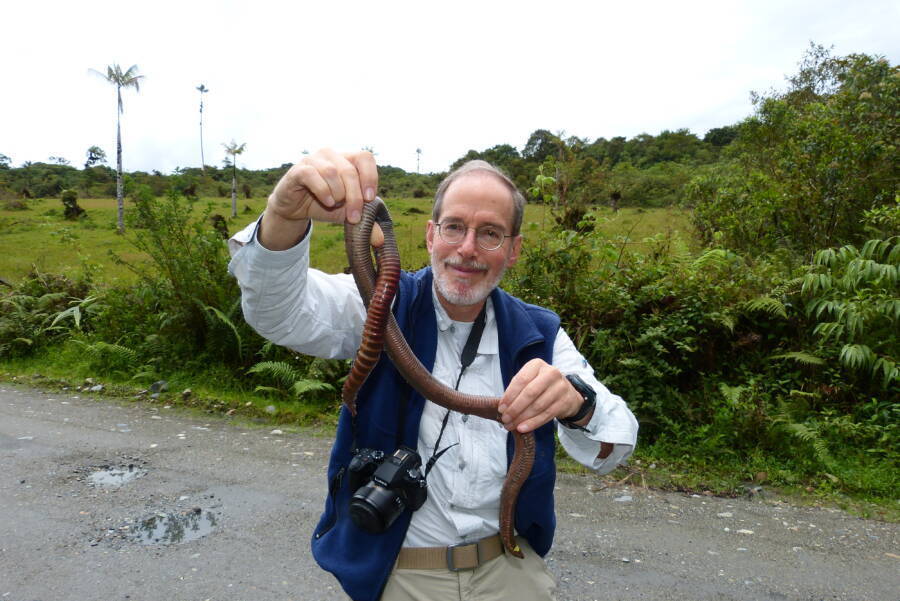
[446, 540, 479, 572]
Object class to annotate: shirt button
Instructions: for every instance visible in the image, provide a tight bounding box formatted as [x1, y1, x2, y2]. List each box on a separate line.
[458, 460, 466, 470]
[462, 414, 469, 423]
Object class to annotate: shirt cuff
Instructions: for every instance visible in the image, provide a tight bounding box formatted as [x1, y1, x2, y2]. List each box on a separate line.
[228, 215, 313, 268]
[557, 408, 636, 474]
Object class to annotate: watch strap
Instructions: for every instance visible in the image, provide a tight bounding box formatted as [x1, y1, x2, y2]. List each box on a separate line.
[560, 374, 596, 429]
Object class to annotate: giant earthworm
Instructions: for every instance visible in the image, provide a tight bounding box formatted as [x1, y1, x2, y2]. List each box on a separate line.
[343, 198, 533, 558]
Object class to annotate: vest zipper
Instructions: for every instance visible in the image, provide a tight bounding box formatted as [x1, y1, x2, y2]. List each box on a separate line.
[314, 466, 344, 539]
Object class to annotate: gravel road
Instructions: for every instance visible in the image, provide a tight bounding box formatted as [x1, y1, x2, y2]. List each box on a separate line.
[1, 383, 897, 601]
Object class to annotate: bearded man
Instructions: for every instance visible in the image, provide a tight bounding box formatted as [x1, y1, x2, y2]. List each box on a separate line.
[228, 149, 638, 601]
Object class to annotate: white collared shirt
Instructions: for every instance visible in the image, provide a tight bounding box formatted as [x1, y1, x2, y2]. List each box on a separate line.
[228, 219, 638, 547]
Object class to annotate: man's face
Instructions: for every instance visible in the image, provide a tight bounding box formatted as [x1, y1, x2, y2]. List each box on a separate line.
[426, 173, 522, 317]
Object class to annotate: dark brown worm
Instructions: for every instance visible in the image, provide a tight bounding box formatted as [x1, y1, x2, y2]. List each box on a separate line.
[343, 198, 533, 558]
[342, 243, 401, 416]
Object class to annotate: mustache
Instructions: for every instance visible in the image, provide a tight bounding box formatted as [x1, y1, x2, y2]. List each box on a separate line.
[443, 256, 488, 271]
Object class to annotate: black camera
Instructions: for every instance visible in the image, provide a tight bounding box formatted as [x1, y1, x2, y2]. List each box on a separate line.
[348, 446, 427, 534]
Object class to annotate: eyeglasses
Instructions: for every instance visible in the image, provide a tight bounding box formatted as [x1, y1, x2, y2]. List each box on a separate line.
[435, 221, 513, 251]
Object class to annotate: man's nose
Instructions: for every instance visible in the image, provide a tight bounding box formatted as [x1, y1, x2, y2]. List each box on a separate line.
[456, 228, 479, 255]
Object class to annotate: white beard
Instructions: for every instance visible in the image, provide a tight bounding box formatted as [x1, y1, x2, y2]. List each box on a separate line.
[431, 253, 507, 307]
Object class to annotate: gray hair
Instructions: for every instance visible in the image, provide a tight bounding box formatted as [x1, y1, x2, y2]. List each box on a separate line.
[432, 160, 526, 236]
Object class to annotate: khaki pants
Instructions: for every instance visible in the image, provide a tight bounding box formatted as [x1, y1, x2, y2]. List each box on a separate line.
[380, 537, 557, 601]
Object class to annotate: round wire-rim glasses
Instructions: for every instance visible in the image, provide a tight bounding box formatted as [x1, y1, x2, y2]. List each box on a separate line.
[435, 221, 513, 251]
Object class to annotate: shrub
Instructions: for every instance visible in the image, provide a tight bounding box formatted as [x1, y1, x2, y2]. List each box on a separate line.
[61, 189, 86, 220]
[506, 219, 897, 484]
[0, 269, 93, 358]
[801, 238, 899, 391]
[97, 192, 253, 368]
[688, 48, 899, 258]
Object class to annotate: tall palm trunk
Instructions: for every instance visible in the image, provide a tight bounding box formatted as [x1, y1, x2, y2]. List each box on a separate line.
[231, 161, 237, 218]
[199, 101, 206, 174]
[116, 86, 124, 234]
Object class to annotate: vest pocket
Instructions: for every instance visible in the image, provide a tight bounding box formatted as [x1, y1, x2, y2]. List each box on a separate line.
[314, 466, 345, 539]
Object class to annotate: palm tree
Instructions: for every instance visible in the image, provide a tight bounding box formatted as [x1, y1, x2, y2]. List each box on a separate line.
[90, 64, 144, 234]
[223, 140, 246, 218]
[85, 145, 107, 168]
[196, 84, 209, 173]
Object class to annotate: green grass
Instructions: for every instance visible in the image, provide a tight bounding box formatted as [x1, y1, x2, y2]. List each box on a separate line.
[0, 194, 696, 284]
[0, 196, 268, 284]
[0, 342, 343, 428]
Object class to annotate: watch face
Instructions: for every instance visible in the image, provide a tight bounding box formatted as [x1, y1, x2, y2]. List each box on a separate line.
[566, 374, 595, 402]
[563, 374, 596, 426]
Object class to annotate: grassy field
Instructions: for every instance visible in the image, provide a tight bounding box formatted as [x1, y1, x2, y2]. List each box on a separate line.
[0, 194, 697, 284]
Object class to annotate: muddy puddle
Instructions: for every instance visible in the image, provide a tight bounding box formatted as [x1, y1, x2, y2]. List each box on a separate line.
[130, 508, 219, 545]
[87, 465, 147, 488]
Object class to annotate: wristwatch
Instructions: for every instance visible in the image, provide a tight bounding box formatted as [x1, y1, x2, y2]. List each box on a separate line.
[559, 374, 596, 430]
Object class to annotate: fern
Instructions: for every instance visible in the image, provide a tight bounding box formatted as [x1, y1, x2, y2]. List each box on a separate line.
[719, 383, 748, 407]
[72, 340, 139, 376]
[291, 379, 335, 397]
[248, 361, 305, 389]
[772, 409, 835, 469]
[742, 295, 788, 319]
[770, 351, 826, 366]
[782, 422, 833, 466]
[691, 248, 739, 271]
[248, 360, 334, 401]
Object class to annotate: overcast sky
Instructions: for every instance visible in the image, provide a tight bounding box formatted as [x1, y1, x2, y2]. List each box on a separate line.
[3, 0, 898, 175]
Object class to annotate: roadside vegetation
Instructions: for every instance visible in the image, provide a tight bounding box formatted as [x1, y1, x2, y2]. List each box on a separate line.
[1, 45, 896, 516]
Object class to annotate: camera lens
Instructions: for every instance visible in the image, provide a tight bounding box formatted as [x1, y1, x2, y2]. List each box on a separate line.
[350, 482, 404, 534]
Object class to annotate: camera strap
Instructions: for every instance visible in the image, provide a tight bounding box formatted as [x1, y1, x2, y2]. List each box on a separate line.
[424, 302, 487, 477]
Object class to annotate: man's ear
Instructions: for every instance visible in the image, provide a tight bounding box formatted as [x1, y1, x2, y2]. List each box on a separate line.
[425, 220, 435, 253]
[506, 235, 523, 267]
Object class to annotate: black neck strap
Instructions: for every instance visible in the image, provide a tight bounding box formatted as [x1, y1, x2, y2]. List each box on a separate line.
[424, 302, 488, 476]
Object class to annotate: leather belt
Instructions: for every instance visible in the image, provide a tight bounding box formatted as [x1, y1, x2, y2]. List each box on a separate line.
[395, 534, 505, 571]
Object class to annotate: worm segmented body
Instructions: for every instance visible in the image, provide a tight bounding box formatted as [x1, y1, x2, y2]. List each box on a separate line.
[341, 242, 400, 415]
[343, 198, 533, 558]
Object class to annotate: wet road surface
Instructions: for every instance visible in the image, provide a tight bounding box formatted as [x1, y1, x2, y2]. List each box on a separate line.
[1, 383, 897, 600]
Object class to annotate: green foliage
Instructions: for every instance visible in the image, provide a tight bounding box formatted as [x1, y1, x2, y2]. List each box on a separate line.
[97, 191, 252, 368]
[0, 162, 80, 199]
[377, 165, 443, 199]
[802, 238, 899, 390]
[508, 217, 896, 491]
[247, 360, 336, 404]
[769, 351, 826, 366]
[50, 295, 102, 332]
[604, 161, 694, 208]
[73, 340, 140, 376]
[61, 189, 86, 220]
[0, 269, 92, 358]
[703, 126, 738, 147]
[510, 220, 763, 437]
[85, 146, 107, 168]
[689, 46, 899, 257]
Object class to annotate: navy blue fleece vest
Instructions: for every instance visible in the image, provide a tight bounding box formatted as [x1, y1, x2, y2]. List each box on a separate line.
[310, 267, 560, 601]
